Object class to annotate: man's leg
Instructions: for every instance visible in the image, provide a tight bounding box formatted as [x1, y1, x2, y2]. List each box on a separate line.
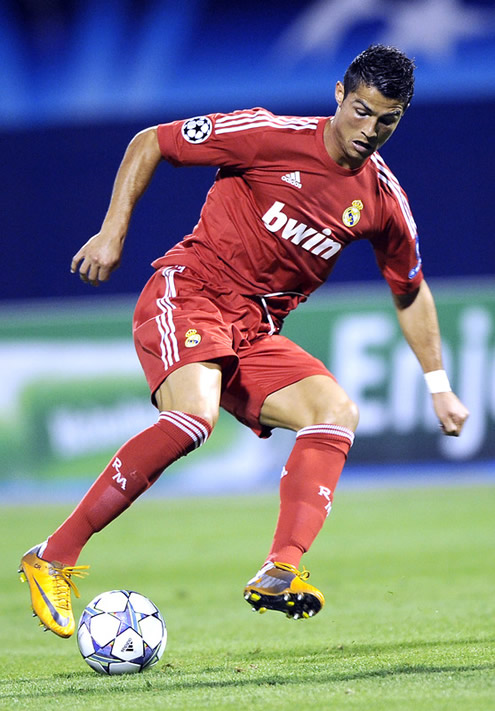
[19, 362, 221, 637]
[244, 374, 358, 619]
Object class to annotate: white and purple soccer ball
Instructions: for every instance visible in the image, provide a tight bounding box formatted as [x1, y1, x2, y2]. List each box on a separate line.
[77, 590, 167, 675]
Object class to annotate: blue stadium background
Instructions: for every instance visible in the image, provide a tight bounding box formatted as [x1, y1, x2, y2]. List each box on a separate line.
[2, 0, 495, 302]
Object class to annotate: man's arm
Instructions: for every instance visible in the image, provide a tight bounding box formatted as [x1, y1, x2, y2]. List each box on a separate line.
[393, 279, 469, 436]
[71, 126, 162, 286]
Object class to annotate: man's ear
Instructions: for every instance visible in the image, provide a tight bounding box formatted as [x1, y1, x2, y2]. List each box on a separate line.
[335, 81, 345, 108]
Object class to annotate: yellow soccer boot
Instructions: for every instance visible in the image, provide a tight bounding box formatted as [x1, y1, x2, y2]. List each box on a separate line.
[19, 544, 89, 638]
[244, 561, 325, 619]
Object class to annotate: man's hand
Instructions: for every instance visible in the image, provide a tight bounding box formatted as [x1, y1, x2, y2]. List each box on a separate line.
[71, 231, 123, 286]
[432, 391, 469, 437]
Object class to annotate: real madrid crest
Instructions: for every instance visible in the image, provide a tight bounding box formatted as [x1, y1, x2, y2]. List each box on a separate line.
[185, 328, 202, 348]
[342, 199, 364, 227]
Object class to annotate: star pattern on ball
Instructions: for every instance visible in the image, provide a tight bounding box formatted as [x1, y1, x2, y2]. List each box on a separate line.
[112, 606, 145, 635]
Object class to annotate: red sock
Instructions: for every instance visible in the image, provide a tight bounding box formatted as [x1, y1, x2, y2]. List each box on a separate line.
[42, 411, 211, 565]
[266, 424, 354, 569]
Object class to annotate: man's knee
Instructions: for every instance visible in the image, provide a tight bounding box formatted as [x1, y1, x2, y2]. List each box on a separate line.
[327, 393, 359, 431]
[301, 383, 359, 430]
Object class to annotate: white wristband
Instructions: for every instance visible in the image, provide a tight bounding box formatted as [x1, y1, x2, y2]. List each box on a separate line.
[424, 370, 452, 394]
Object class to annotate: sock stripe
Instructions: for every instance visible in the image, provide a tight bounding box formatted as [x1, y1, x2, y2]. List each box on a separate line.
[296, 424, 355, 447]
[176, 411, 211, 446]
[159, 410, 210, 448]
[159, 411, 208, 447]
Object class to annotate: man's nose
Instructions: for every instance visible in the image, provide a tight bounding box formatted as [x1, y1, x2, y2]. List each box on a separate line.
[361, 117, 378, 139]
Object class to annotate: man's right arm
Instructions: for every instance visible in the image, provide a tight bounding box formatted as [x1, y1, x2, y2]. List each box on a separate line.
[71, 126, 162, 286]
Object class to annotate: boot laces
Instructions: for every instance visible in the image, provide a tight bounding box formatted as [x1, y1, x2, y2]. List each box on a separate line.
[52, 565, 89, 605]
[273, 562, 310, 581]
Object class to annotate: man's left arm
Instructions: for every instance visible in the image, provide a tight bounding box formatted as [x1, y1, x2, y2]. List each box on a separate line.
[393, 279, 469, 436]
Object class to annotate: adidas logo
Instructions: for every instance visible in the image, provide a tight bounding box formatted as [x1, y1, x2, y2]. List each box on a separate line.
[121, 637, 134, 653]
[281, 171, 302, 189]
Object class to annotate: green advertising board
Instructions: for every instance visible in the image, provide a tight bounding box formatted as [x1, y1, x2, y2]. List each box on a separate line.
[283, 280, 495, 464]
[0, 280, 493, 490]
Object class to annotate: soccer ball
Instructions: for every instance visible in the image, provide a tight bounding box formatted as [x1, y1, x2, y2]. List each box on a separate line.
[77, 590, 167, 675]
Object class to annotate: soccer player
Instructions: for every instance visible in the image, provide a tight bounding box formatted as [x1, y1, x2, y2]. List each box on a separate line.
[19, 45, 468, 637]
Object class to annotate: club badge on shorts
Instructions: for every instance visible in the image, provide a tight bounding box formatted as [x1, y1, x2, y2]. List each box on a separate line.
[342, 199, 364, 227]
[185, 329, 202, 348]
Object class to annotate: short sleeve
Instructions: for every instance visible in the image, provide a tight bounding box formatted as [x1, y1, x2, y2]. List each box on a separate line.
[370, 180, 423, 295]
[157, 109, 268, 170]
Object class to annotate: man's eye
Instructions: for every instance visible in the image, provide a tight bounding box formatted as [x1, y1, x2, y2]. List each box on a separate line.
[380, 116, 398, 126]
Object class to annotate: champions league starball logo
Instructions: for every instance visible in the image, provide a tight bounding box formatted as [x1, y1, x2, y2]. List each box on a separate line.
[181, 116, 213, 144]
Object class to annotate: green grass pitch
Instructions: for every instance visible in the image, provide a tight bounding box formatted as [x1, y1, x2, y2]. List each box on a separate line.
[1, 484, 494, 710]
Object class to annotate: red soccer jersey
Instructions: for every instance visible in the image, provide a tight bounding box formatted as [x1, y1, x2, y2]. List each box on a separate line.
[154, 108, 423, 319]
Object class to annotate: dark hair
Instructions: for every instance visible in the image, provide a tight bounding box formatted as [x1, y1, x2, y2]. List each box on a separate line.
[343, 44, 415, 109]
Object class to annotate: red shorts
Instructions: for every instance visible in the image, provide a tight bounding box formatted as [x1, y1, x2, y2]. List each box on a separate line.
[133, 265, 333, 437]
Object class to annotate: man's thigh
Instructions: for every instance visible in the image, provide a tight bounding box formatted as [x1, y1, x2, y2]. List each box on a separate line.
[155, 361, 223, 427]
[220, 334, 333, 438]
[260, 374, 358, 432]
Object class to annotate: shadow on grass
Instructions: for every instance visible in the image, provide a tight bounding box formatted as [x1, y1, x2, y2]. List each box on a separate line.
[245, 635, 495, 660]
[3, 662, 494, 700]
[2, 636, 494, 700]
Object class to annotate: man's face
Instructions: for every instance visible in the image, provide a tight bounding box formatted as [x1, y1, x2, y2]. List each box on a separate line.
[327, 81, 405, 169]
